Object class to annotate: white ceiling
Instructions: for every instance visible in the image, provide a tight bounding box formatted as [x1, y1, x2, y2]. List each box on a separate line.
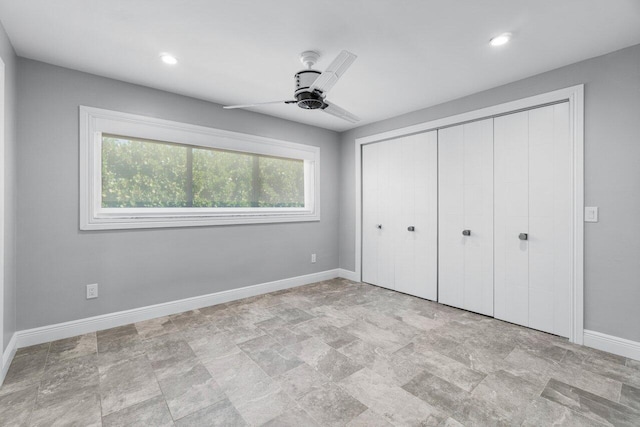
[1, 1, 639, 132]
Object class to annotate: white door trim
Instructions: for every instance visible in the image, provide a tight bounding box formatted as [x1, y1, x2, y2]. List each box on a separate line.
[354, 85, 585, 344]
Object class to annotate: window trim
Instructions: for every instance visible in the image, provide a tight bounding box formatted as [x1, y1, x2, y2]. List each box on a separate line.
[80, 106, 320, 230]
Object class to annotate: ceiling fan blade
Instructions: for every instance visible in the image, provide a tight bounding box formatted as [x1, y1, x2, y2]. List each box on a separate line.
[322, 100, 360, 123]
[309, 50, 357, 95]
[223, 100, 296, 109]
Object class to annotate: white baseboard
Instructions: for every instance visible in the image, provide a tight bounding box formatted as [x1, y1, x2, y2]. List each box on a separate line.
[338, 269, 359, 282]
[16, 269, 340, 349]
[1, 333, 18, 385]
[584, 329, 640, 361]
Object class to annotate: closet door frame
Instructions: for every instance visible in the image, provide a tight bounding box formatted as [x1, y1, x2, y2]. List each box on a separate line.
[354, 85, 584, 344]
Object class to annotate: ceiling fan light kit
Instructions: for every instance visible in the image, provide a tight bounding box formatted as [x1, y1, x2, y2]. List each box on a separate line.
[224, 49, 360, 123]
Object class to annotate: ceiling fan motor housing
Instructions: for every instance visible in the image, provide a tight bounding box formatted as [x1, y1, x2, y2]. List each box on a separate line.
[295, 91, 325, 110]
[294, 70, 325, 109]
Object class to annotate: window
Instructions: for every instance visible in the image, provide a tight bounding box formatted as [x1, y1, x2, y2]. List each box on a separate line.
[101, 135, 305, 209]
[80, 107, 319, 230]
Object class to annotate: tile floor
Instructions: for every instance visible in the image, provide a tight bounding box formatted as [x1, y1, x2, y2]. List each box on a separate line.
[1, 278, 639, 426]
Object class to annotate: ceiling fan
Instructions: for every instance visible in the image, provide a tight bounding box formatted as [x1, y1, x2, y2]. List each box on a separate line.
[223, 50, 359, 123]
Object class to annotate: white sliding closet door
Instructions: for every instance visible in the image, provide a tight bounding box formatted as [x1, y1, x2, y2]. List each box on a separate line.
[494, 103, 572, 337]
[494, 111, 529, 326]
[394, 132, 438, 300]
[438, 119, 494, 315]
[362, 132, 438, 300]
[362, 139, 396, 290]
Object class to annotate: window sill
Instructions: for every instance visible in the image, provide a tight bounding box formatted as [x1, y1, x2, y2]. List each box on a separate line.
[81, 211, 321, 230]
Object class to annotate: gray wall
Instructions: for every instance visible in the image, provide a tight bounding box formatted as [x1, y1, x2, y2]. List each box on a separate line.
[16, 59, 340, 330]
[339, 44, 640, 342]
[12, 42, 640, 344]
[0, 21, 17, 352]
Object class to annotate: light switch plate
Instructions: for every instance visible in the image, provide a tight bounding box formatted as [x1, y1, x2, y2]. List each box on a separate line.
[585, 206, 599, 223]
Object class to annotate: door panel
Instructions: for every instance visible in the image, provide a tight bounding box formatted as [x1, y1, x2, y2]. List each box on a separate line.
[438, 119, 494, 315]
[362, 140, 395, 290]
[394, 136, 414, 293]
[494, 110, 529, 326]
[362, 131, 437, 300]
[362, 142, 380, 286]
[494, 104, 571, 338]
[377, 140, 396, 289]
[438, 125, 464, 308]
[463, 120, 494, 315]
[415, 132, 439, 301]
[394, 131, 438, 300]
[528, 103, 572, 337]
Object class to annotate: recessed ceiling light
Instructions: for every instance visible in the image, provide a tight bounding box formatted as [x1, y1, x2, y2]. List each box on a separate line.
[160, 53, 178, 65]
[490, 33, 512, 47]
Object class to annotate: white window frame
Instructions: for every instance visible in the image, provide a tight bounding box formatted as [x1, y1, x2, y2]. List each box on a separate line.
[80, 106, 320, 230]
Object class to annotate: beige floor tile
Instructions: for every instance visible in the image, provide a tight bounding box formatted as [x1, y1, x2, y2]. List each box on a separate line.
[299, 382, 367, 427]
[277, 362, 328, 400]
[134, 316, 178, 340]
[339, 368, 446, 426]
[46, 333, 97, 364]
[38, 353, 99, 407]
[0, 385, 38, 427]
[158, 362, 226, 420]
[102, 396, 174, 427]
[30, 391, 101, 427]
[541, 378, 640, 426]
[99, 355, 162, 416]
[345, 409, 393, 427]
[286, 337, 362, 381]
[0, 344, 49, 394]
[174, 398, 246, 426]
[261, 405, 321, 427]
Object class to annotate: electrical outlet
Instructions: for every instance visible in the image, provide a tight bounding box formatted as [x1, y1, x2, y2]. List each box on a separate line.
[311, 253, 317, 263]
[585, 206, 599, 223]
[86, 283, 98, 299]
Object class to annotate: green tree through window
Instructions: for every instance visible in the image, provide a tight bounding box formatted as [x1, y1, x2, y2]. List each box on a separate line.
[101, 135, 305, 209]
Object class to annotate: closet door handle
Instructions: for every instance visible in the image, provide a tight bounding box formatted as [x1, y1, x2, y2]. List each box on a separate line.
[376, 224, 382, 229]
[462, 229, 471, 236]
[519, 233, 528, 241]
[407, 226, 415, 232]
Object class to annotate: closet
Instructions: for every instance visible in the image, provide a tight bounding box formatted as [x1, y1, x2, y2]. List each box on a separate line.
[361, 99, 574, 338]
[361, 131, 438, 300]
